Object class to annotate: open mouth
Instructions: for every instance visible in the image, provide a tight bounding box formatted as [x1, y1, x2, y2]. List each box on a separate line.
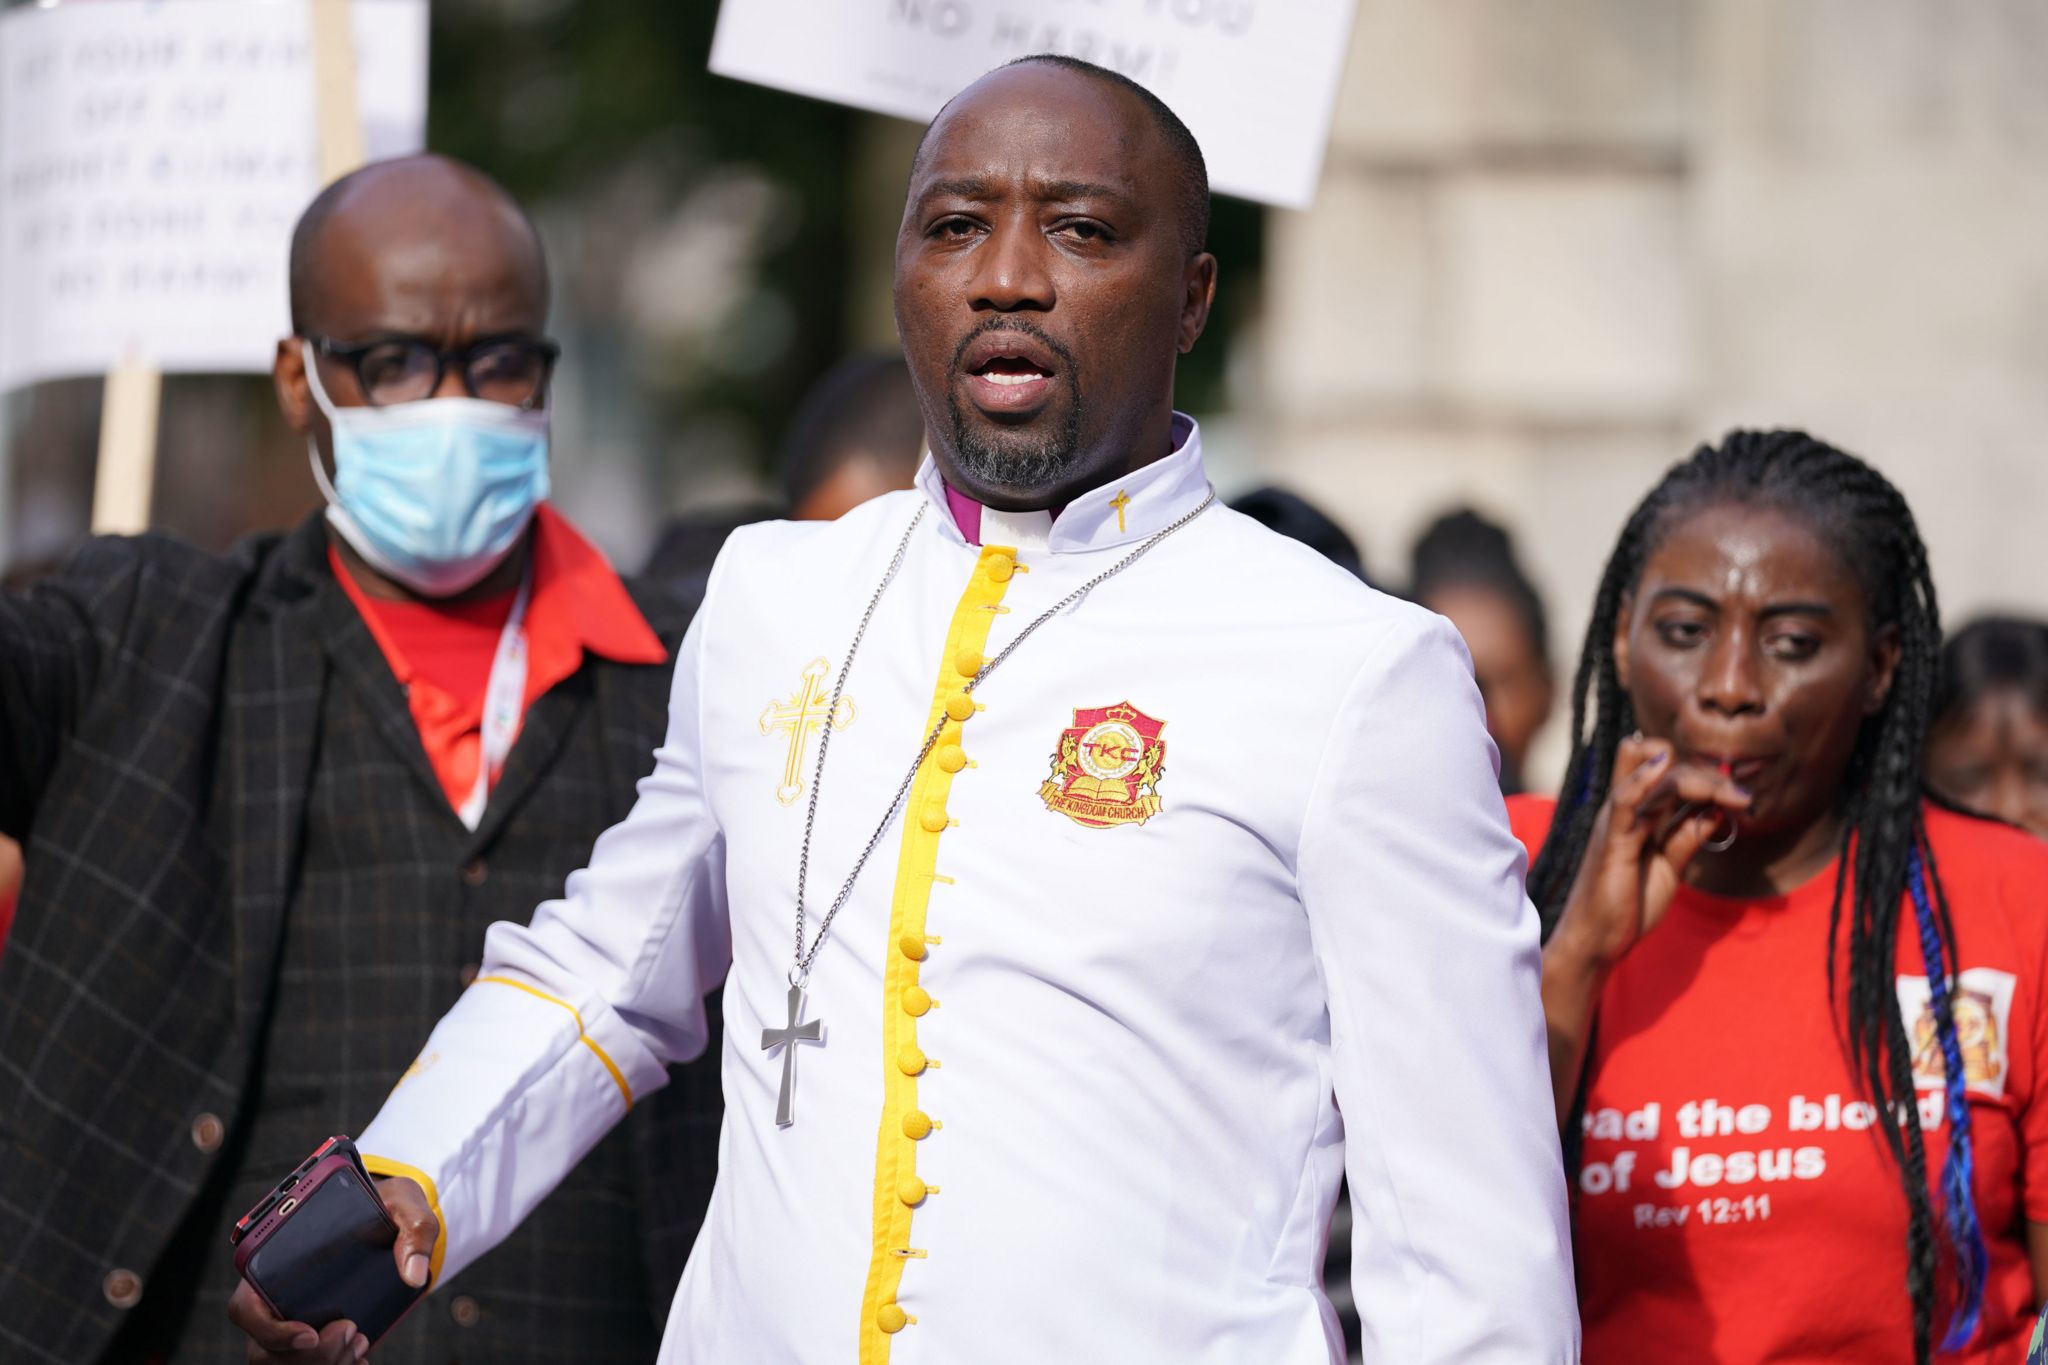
[975, 356, 1052, 387]
[960, 332, 1061, 416]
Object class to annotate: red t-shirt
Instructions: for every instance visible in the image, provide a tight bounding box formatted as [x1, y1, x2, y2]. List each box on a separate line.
[331, 505, 667, 813]
[1510, 796, 2048, 1364]
[348, 582, 519, 809]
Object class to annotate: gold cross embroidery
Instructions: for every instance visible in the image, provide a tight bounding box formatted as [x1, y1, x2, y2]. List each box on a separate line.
[759, 658, 856, 806]
[1109, 490, 1131, 533]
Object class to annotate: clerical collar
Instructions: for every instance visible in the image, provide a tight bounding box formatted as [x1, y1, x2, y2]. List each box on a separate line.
[917, 411, 1210, 555]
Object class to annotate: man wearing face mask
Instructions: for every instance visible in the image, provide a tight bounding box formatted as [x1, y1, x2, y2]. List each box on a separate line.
[0, 154, 721, 1364]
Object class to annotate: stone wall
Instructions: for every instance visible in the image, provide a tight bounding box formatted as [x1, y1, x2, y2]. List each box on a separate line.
[1255, 0, 2048, 787]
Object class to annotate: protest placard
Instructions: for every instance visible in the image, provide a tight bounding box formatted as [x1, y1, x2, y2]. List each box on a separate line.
[709, 0, 1357, 209]
[0, 0, 429, 394]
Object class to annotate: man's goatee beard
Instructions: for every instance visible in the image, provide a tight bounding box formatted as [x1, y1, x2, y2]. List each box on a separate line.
[940, 316, 1084, 492]
[946, 396, 1083, 491]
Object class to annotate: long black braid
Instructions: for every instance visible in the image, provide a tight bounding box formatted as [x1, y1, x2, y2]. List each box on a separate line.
[1528, 430, 1980, 1363]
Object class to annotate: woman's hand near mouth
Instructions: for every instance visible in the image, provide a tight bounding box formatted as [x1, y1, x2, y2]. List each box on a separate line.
[1539, 733, 1751, 1121]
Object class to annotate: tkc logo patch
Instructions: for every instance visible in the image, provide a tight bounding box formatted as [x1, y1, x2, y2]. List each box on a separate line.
[1039, 702, 1167, 829]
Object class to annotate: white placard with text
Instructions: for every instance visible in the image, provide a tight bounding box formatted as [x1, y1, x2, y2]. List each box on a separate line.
[711, 0, 1357, 209]
[0, 0, 429, 392]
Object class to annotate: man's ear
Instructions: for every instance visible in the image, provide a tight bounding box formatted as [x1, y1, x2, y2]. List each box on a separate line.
[274, 337, 312, 436]
[1177, 252, 1218, 355]
[1866, 623, 1903, 716]
[1612, 593, 1634, 692]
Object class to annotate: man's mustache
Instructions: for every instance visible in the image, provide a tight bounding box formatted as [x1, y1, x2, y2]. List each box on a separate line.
[946, 317, 1079, 377]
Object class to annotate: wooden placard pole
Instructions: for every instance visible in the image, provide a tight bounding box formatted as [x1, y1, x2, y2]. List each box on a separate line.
[89, 354, 160, 535]
[309, 0, 368, 184]
[87, 0, 367, 537]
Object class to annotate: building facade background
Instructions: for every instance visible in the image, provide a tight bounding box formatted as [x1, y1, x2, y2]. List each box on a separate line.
[1252, 0, 2048, 785]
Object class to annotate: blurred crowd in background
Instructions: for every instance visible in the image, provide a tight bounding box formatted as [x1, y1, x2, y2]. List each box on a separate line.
[4, 3, 2048, 1362]
[9, 1, 2046, 773]
[7, 0, 2048, 926]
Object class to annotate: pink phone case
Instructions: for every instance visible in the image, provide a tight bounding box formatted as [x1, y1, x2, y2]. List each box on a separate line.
[230, 1134, 350, 1251]
[230, 1148, 368, 1289]
[230, 1135, 423, 1344]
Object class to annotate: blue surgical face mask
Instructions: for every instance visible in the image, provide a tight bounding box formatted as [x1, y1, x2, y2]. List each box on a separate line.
[303, 340, 552, 598]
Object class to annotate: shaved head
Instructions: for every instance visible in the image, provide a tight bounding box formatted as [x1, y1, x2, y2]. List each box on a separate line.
[287, 153, 547, 335]
[912, 55, 1210, 256]
[274, 152, 553, 474]
[893, 57, 1219, 511]
[272, 152, 555, 607]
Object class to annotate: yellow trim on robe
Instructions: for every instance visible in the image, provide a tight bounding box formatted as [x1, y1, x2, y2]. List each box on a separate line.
[359, 1153, 449, 1289]
[857, 544, 1016, 1359]
[472, 974, 636, 1110]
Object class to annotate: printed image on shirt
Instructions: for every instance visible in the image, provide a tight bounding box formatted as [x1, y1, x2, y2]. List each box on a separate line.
[1897, 967, 2016, 1098]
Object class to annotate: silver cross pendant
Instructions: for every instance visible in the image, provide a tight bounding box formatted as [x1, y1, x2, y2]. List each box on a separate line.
[761, 983, 826, 1127]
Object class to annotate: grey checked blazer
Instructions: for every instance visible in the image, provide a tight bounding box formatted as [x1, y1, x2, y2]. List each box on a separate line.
[0, 514, 722, 1363]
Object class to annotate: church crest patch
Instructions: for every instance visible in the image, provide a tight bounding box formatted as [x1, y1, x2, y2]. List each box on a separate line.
[1039, 702, 1167, 828]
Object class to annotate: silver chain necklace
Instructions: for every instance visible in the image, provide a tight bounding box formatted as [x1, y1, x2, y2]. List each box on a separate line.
[760, 489, 1215, 1125]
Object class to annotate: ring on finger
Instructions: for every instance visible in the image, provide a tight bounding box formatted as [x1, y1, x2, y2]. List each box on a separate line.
[1704, 809, 1739, 853]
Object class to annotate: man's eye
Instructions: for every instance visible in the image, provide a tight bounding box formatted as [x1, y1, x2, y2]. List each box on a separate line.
[930, 217, 978, 238]
[1058, 220, 1112, 242]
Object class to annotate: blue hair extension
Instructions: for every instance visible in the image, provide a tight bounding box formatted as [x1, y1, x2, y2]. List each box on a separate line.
[1565, 745, 1598, 817]
[1908, 845, 1988, 1351]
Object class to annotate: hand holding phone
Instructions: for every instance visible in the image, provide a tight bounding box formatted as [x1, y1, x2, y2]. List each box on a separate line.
[225, 1137, 439, 1362]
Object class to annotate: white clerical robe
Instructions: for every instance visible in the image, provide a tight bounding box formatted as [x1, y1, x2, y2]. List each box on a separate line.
[357, 417, 1579, 1363]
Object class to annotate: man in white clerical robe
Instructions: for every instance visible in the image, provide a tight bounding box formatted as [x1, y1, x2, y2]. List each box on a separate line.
[238, 54, 1579, 1365]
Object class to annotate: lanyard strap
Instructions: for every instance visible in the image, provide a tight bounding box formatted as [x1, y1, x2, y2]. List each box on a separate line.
[458, 568, 533, 831]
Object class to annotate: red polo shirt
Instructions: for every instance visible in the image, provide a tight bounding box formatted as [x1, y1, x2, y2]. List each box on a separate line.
[331, 504, 667, 814]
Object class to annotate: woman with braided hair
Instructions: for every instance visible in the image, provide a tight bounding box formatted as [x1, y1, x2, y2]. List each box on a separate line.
[1518, 429, 2048, 1363]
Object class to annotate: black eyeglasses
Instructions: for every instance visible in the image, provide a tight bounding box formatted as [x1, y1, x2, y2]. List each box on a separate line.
[305, 333, 561, 410]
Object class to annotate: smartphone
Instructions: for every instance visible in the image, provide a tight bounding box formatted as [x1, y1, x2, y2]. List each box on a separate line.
[230, 1135, 425, 1345]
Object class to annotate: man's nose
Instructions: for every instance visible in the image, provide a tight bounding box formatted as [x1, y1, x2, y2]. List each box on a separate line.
[1697, 631, 1765, 717]
[969, 218, 1055, 313]
[431, 357, 468, 400]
